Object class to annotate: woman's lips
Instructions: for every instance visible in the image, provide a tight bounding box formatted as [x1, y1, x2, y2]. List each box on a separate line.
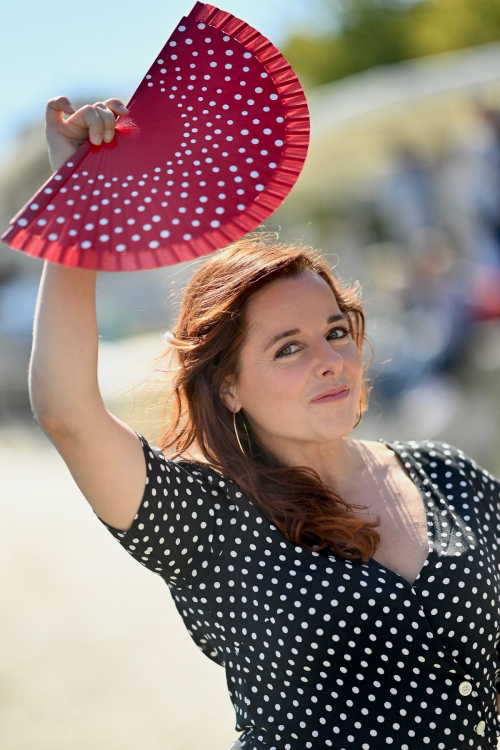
[311, 388, 349, 403]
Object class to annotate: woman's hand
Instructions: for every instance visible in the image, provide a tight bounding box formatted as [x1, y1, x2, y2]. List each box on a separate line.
[497, 691, 500, 715]
[44, 95, 129, 172]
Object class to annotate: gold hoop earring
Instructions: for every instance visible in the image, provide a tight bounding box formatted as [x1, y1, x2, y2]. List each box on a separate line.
[353, 398, 363, 429]
[233, 409, 246, 456]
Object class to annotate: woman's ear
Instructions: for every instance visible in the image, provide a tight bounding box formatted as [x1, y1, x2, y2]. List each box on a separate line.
[219, 380, 241, 413]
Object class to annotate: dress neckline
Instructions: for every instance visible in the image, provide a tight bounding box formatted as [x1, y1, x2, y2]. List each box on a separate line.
[368, 438, 434, 588]
[175, 436, 436, 587]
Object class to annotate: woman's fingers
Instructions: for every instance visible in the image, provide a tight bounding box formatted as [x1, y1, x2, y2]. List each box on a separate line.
[45, 95, 129, 147]
[102, 98, 129, 117]
[80, 104, 107, 145]
[97, 99, 129, 143]
[45, 95, 77, 127]
[94, 102, 118, 143]
[44, 95, 129, 171]
[84, 100, 128, 144]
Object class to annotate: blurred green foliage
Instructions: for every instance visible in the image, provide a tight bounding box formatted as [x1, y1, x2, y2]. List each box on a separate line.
[282, 0, 500, 87]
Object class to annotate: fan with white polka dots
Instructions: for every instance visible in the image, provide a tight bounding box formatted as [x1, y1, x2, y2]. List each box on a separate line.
[0, 2, 310, 271]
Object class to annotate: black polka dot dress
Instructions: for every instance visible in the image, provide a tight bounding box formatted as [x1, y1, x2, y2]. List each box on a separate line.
[95, 432, 500, 749]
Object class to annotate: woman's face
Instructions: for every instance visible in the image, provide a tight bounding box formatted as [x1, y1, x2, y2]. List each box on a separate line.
[222, 271, 364, 456]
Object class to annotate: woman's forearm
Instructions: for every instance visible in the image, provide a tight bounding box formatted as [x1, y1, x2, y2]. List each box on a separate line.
[29, 260, 103, 430]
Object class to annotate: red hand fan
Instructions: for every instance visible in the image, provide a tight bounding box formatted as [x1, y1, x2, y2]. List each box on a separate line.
[0, 2, 309, 271]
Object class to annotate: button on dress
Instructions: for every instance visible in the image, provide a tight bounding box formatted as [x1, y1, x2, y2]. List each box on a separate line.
[95, 433, 500, 749]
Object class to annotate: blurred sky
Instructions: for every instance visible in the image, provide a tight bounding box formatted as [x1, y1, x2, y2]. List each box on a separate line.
[0, 0, 329, 169]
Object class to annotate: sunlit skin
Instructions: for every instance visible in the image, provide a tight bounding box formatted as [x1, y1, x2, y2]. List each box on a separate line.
[220, 270, 369, 490]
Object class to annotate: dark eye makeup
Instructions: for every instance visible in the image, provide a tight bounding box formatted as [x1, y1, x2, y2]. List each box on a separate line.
[274, 325, 351, 359]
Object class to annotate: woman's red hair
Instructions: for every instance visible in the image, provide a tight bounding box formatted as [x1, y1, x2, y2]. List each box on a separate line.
[148, 232, 381, 563]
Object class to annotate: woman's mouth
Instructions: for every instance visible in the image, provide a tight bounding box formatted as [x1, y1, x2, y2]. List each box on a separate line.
[311, 388, 350, 403]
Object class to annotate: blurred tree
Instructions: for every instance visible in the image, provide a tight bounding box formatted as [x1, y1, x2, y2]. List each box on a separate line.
[282, 0, 500, 87]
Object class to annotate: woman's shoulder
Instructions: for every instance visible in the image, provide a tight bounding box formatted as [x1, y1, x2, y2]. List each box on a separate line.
[98, 431, 242, 588]
[173, 450, 224, 477]
[375, 436, 500, 489]
[373, 436, 470, 461]
[140, 434, 219, 472]
[373, 436, 471, 465]
[135, 433, 227, 488]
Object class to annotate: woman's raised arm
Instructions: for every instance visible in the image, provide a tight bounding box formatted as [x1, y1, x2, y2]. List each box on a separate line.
[27, 96, 150, 532]
[29, 260, 100, 429]
[29, 94, 128, 429]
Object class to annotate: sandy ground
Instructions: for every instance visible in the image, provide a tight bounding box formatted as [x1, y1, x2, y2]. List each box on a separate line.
[0, 420, 238, 750]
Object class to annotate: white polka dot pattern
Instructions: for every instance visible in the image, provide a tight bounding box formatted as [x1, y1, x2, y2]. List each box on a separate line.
[95, 432, 500, 749]
[0, 3, 309, 272]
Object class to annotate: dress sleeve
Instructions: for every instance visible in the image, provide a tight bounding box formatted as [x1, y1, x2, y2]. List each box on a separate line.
[428, 440, 500, 690]
[93, 431, 236, 588]
[458, 447, 500, 693]
[417, 439, 500, 507]
[461, 453, 500, 694]
[449, 442, 500, 513]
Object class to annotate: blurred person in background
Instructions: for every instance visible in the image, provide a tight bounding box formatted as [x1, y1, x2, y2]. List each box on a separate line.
[464, 103, 500, 320]
[469, 104, 500, 270]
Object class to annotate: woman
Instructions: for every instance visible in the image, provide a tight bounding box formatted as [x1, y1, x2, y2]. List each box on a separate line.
[33, 97, 500, 749]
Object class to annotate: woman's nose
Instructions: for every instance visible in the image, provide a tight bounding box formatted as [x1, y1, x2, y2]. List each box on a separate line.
[313, 337, 344, 371]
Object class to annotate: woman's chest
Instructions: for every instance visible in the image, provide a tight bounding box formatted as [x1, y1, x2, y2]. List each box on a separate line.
[349, 457, 431, 586]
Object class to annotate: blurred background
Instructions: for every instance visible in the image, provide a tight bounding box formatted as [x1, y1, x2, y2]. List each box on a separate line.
[1, 0, 500, 748]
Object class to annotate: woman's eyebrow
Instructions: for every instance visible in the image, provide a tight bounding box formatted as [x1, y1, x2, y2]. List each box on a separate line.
[263, 313, 350, 352]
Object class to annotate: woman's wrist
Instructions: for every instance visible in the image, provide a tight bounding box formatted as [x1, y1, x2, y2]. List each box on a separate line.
[50, 158, 74, 172]
[48, 145, 81, 173]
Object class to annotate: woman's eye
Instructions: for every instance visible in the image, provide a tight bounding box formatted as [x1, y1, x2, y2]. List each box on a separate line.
[275, 325, 350, 359]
